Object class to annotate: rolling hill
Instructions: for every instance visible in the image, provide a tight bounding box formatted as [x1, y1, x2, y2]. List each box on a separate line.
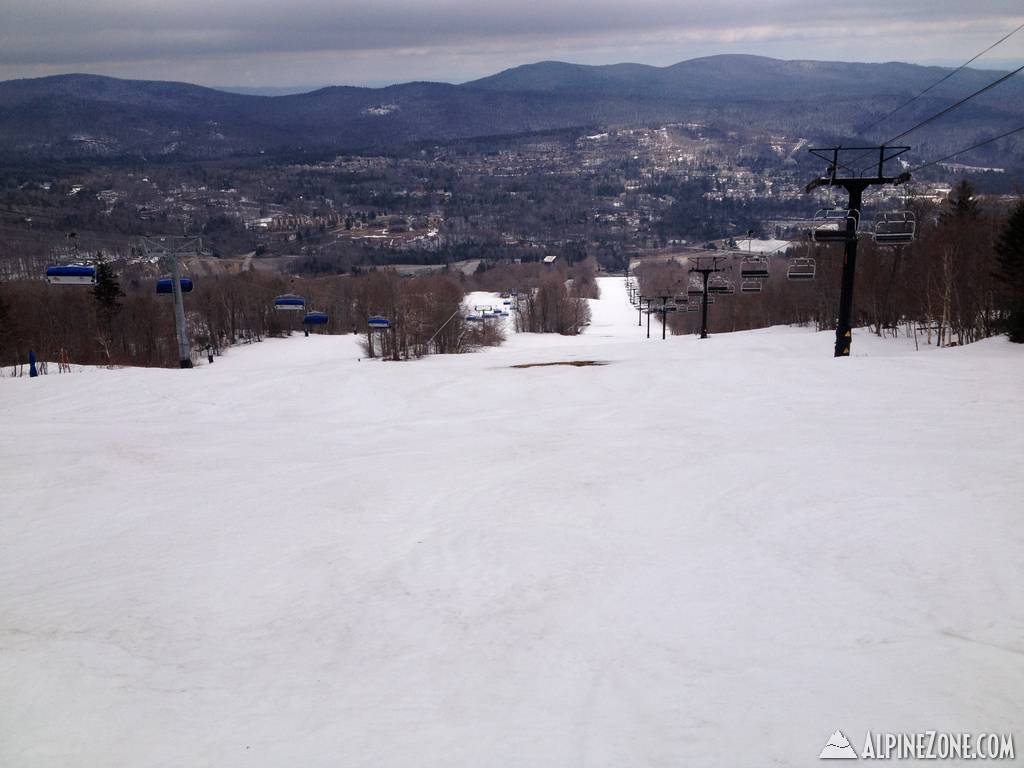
[0, 55, 1020, 162]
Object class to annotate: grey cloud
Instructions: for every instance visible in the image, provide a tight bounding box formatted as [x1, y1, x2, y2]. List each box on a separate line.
[0, 0, 1020, 84]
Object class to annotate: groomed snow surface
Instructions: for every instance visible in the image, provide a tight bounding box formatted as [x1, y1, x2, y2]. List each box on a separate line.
[2, 278, 1022, 767]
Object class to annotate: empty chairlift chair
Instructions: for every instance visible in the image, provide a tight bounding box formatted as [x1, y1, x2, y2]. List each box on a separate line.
[687, 277, 704, 297]
[787, 256, 816, 281]
[303, 310, 329, 326]
[707, 274, 734, 295]
[45, 264, 97, 285]
[811, 209, 859, 244]
[739, 255, 770, 280]
[273, 294, 305, 311]
[740, 278, 763, 294]
[873, 211, 916, 246]
[155, 276, 194, 294]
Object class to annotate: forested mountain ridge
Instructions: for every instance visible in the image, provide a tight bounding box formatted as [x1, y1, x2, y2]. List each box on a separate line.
[0, 55, 1020, 162]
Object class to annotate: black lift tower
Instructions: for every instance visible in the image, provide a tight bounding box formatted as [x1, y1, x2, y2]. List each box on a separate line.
[805, 146, 910, 357]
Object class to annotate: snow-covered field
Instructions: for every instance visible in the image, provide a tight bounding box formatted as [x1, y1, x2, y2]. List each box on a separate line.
[2, 278, 1022, 767]
[734, 237, 792, 253]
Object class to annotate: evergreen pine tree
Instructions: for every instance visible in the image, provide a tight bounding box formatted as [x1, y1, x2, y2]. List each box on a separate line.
[940, 180, 979, 226]
[995, 200, 1024, 342]
[93, 259, 123, 315]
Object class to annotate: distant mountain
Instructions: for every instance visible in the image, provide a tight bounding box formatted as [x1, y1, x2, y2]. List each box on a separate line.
[214, 85, 328, 97]
[467, 55, 1021, 102]
[0, 55, 1020, 163]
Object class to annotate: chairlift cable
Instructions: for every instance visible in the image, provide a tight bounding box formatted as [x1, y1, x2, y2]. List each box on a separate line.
[906, 123, 1024, 174]
[848, 59, 1024, 174]
[860, 21, 1024, 135]
[883, 63, 1024, 145]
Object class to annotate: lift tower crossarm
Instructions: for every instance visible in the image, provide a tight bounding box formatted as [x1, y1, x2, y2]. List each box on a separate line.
[804, 146, 911, 357]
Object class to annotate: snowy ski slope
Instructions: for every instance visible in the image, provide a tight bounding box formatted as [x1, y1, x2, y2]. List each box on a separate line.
[1, 278, 1022, 767]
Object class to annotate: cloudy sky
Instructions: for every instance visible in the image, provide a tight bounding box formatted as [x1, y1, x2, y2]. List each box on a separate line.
[1, 1, 1021, 90]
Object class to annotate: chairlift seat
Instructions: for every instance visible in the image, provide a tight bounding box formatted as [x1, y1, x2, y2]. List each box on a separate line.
[873, 211, 916, 246]
[156, 277, 194, 294]
[740, 262, 770, 279]
[787, 257, 816, 281]
[811, 209, 859, 244]
[274, 294, 305, 310]
[707, 275, 734, 295]
[46, 264, 97, 285]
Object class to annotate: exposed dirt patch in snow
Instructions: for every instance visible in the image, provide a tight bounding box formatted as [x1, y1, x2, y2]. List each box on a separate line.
[510, 360, 608, 368]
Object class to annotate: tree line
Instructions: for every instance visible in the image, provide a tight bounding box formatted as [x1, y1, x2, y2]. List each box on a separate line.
[635, 183, 1024, 345]
[0, 254, 604, 371]
[0, 265, 510, 371]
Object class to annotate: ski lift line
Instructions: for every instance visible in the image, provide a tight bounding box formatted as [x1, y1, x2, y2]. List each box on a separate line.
[425, 306, 465, 348]
[860, 20, 1024, 135]
[883, 62, 1024, 145]
[846, 59, 1024, 174]
[906, 123, 1024, 174]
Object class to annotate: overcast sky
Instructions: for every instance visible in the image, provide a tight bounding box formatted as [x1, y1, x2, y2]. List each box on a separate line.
[1, 1, 1021, 90]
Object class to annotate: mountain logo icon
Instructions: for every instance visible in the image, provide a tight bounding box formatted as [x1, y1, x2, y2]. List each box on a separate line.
[820, 729, 859, 759]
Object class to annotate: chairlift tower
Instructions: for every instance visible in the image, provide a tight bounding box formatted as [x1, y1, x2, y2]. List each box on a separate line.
[805, 146, 910, 357]
[688, 256, 727, 340]
[654, 294, 678, 340]
[641, 296, 653, 338]
[140, 236, 204, 368]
